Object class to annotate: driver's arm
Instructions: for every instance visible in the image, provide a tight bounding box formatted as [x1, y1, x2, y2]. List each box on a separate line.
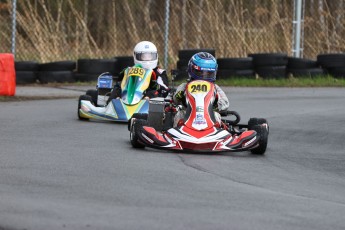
[173, 83, 187, 105]
[215, 84, 229, 111]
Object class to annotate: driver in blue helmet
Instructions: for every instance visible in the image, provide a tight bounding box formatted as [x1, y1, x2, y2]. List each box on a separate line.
[173, 52, 229, 127]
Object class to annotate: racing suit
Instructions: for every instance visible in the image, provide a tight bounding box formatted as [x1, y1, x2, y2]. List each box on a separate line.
[172, 82, 229, 127]
[108, 65, 169, 102]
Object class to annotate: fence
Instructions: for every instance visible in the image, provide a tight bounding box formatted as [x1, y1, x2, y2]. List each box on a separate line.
[0, 0, 344, 70]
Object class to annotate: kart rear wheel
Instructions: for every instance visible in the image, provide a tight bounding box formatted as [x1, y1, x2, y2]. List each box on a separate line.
[78, 95, 92, 120]
[248, 118, 269, 155]
[130, 119, 147, 148]
[162, 111, 175, 131]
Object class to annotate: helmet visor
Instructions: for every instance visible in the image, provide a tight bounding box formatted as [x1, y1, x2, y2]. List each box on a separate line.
[135, 52, 157, 61]
[190, 65, 216, 80]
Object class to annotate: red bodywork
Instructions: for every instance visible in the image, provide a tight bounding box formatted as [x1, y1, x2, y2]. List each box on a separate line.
[134, 80, 259, 152]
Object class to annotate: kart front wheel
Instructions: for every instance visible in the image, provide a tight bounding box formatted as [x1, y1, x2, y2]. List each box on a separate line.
[248, 118, 269, 134]
[86, 89, 98, 105]
[248, 118, 269, 155]
[130, 119, 147, 148]
[128, 113, 148, 131]
[250, 125, 268, 155]
[78, 95, 92, 120]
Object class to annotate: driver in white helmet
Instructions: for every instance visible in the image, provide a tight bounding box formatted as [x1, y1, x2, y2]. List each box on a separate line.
[109, 41, 169, 100]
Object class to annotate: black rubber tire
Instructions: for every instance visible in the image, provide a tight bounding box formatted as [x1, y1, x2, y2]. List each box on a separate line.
[114, 56, 134, 75]
[178, 49, 216, 59]
[15, 71, 37, 84]
[175, 69, 189, 81]
[217, 69, 255, 79]
[287, 57, 318, 69]
[287, 68, 325, 78]
[78, 95, 92, 120]
[248, 118, 269, 155]
[248, 118, 268, 128]
[128, 113, 148, 131]
[39, 61, 76, 71]
[217, 57, 253, 70]
[107, 86, 121, 104]
[86, 89, 98, 105]
[130, 119, 147, 148]
[250, 125, 268, 155]
[255, 66, 287, 79]
[37, 71, 75, 83]
[77, 59, 119, 75]
[248, 53, 288, 67]
[317, 53, 345, 69]
[15, 61, 39, 71]
[248, 118, 269, 135]
[162, 111, 175, 131]
[74, 73, 98, 82]
[327, 67, 345, 78]
[176, 59, 189, 70]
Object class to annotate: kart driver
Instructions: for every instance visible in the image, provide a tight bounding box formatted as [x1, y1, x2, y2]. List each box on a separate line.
[173, 52, 230, 127]
[109, 41, 169, 101]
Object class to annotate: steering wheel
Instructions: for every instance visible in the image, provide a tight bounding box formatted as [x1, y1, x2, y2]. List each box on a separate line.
[220, 110, 241, 125]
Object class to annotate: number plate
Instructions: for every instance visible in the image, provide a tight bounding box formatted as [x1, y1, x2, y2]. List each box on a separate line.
[187, 81, 211, 94]
[128, 67, 145, 78]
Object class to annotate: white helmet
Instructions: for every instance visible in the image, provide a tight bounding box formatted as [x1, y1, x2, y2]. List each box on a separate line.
[133, 41, 158, 70]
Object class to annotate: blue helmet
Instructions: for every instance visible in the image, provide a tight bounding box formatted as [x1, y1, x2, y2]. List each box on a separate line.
[188, 52, 218, 82]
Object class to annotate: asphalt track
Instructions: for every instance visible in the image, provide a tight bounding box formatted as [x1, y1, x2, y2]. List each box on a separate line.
[1, 87, 345, 230]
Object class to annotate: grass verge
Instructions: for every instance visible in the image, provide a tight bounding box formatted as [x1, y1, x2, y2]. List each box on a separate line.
[175, 75, 345, 87]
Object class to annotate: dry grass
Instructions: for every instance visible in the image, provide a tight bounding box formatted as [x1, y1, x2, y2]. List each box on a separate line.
[0, 0, 344, 69]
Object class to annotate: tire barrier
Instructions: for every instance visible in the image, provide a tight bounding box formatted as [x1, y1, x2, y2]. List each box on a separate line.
[113, 56, 134, 76]
[76, 59, 118, 82]
[39, 61, 76, 71]
[0, 53, 16, 96]
[287, 57, 325, 78]
[317, 53, 345, 78]
[15, 61, 39, 84]
[249, 53, 288, 79]
[37, 61, 76, 83]
[16, 71, 38, 84]
[217, 69, 255, 79]
[11, 52, 345, 85]
[217, 57, 255, 79]
[255, 65, 287, 79]
[37, 71, 75, 84]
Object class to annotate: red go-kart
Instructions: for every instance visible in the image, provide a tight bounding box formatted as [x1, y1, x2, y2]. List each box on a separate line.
[129, 79, 269, 154]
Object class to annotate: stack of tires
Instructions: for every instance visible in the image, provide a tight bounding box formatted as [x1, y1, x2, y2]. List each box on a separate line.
[15, 61, 39, 84]
[75, 59, 118, 82]
[287, 57, 325, 78]
[175, 49, 216, 81]
[37, 61, 76, 83]
[249, 53, 288, 79]
[317, 53, 345, 78]
[216, 57, 255, 79]
[113, 56, 134, 75]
